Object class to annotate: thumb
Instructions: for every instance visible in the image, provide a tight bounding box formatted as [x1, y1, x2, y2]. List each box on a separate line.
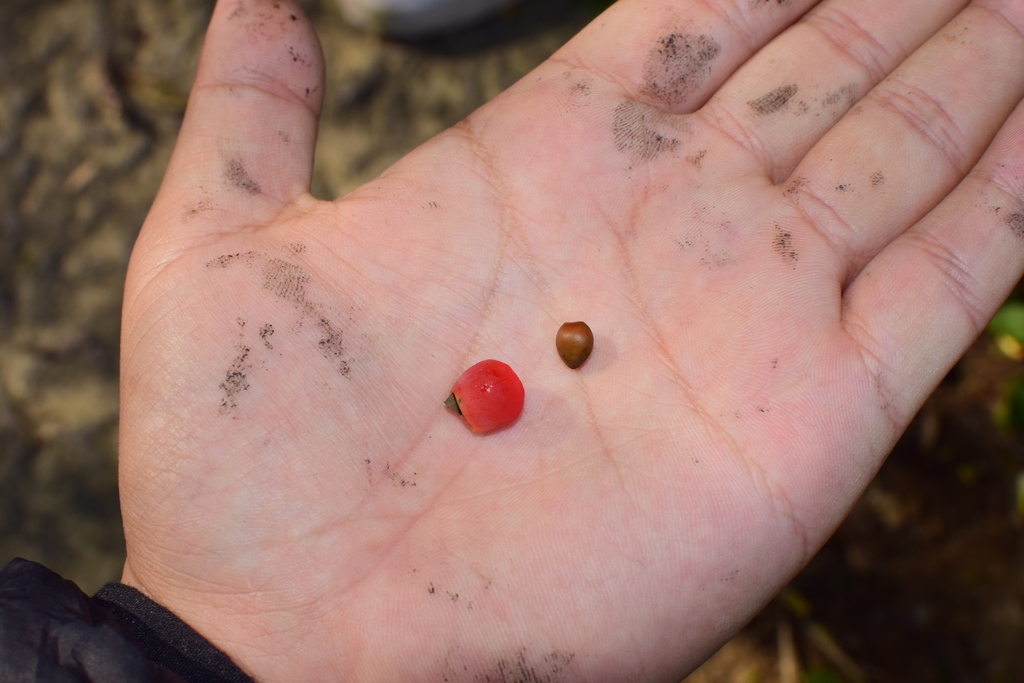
[141, 0, 324, 248]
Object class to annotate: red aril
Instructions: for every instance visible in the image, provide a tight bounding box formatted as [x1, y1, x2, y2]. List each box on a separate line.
[444, 359, 524, 434]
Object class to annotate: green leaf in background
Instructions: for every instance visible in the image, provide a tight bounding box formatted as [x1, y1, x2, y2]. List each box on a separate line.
[995, 377, 1024, 432]
[802, 669, 842, 683]
[1015, 471, 1024, 517]
[999, 376, 1024, 430]
[988, 301, 1024, 344]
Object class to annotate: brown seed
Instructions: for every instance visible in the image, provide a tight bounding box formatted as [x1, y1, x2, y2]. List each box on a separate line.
[556, 321, 594, 369]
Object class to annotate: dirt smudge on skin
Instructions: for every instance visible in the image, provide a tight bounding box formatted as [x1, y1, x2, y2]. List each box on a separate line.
[224, 156, 261, 195]
[317, 317, 349, 374]
[288, 44, 309, 66]
[823, 83, 858, 108]
[219, 319, 252, 414]
[219, 345, 251, 412]
[259, 323, 274, 349]
[1006, 212, 1024, 239]
[210, 250, 352, 376]
[686, 149, 706, 169]
[748, 83, 798, 115]
[228, 0, 303, 42]
[474, 648, 575, 683]
[184, 194, 214, 221]
[783, 175, 806, 200]
[788, 83, 858, 120]
[206, 251, 261, 268]
[679, 208, 733, 269]
[773, 224, 798, 267]
[262, 257, 310, 305]
[262, 259, 350, 374]
[699, 248, 731, 269]
[382, 461, 416, 487]
[641, 32, 721, 108]
[558, 71, 593, 113]
[612, 100, 683, 161]
[870, 171, 885, 187]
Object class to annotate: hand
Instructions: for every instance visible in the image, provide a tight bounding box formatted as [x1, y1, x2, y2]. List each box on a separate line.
[117, 0, 1024, 680]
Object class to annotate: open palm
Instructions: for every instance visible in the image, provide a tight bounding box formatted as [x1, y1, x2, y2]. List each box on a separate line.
[117, 0, 1024, 680]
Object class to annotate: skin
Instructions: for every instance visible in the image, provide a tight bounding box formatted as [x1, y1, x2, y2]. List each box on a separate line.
[117, 0, 1024, 681]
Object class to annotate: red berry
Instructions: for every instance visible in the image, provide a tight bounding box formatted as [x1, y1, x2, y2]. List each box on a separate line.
[444, 359, 525, 434]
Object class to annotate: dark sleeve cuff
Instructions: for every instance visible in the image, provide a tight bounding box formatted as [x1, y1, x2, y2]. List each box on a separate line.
[0, 557, 252, 683]
[93, 582, 253, 683]
[0, 557, 184, 682]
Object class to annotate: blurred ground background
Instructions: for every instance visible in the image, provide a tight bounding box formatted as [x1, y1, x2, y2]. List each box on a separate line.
[1, 0, 1023, 681]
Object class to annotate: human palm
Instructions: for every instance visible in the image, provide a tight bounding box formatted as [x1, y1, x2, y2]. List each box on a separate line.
[117, 0, 1024, 680]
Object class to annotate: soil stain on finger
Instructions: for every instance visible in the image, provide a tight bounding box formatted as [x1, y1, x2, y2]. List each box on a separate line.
[748, 84, 798, 115]
[1005, 212, 1024, 239]
[224, 156, 261, 195]
[823, 83, 858, 108]
[473, 648, 575, 683]
[641, 32, 721, 108]
[612, 100, 683, 161]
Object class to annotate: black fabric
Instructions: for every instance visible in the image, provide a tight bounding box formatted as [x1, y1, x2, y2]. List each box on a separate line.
[0, 557, 185, 682]
[0, 558, 254, 683]
[94, 583, 253, 683]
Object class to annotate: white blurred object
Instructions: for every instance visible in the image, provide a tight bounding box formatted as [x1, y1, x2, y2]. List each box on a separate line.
[337, 0, 521, 37]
